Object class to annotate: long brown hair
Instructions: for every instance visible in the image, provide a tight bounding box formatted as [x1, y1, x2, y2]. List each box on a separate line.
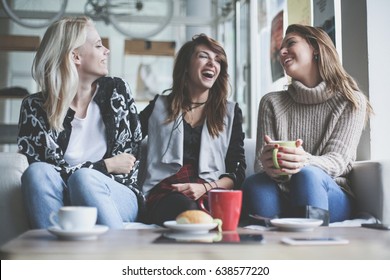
[166, 34, 230, 137]
[285, 24, 373, 119]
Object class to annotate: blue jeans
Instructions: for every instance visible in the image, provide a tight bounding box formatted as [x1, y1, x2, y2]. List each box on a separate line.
[21, 162, 138, 229]
[242, 166, 352, 223]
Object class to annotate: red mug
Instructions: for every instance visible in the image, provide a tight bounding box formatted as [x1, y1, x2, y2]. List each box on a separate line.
[199, 189, 242, 231]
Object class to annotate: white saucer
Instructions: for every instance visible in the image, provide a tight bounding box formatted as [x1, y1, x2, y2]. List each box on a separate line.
[48, 225, 109, 240]
[163, 221, 218, 234]
[270, 218, 323, 232]
[163, 232, 220, 242]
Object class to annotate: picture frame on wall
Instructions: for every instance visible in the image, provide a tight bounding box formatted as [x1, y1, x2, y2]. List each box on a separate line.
[313, 0, 335, 45]
[270, 10, 284, 82]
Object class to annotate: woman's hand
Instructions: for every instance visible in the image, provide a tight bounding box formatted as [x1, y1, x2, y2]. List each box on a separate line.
[171, 183, 206, 200]
[260, 135, 281, 178]
[104, 153, 136, 174]
[275, 138, 307, 175]
[260, 135, 307, 178]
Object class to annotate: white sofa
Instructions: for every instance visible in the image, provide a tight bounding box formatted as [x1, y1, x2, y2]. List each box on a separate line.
[1, 138, 389, 246]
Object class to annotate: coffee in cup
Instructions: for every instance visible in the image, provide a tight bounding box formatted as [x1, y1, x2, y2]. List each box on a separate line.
[269, 140, 297, 174]
[199, 189, 242, 231]
[49, 206, 97, 231]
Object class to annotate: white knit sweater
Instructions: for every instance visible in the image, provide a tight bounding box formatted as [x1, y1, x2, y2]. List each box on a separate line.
[254, 80, 367, 194]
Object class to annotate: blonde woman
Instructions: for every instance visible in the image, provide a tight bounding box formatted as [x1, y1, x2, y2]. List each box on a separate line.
[243, 24, 373, 225]
[18, 16, 143, 229]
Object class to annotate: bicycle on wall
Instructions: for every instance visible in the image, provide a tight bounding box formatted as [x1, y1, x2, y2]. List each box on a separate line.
[1, 0, 174, 38]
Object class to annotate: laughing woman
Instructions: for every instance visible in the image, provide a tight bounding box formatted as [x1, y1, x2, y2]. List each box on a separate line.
[243, 24, 373, 225]
[139, 34, 246, 225]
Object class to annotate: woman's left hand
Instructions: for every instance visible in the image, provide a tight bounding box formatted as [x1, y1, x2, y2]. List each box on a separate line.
[171, 183, 205, 200]
[104, 153, 136, 174]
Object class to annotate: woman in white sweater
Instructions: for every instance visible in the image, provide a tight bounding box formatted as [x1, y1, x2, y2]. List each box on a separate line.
[243, 24, 373, 225]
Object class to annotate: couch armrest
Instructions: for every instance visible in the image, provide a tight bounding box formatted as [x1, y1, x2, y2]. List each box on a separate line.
[0, 153, 29, 246]
[244, 138, 256, 178]
[349, 160, 390, 223]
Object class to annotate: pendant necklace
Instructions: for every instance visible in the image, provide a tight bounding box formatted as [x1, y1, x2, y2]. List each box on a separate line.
[188, 102, 206, 111]
[186, 102, 206, 126]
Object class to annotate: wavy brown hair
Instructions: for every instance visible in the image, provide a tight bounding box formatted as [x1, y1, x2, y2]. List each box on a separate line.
[285, 24, 373, 120]
[166, 34, 230, 137]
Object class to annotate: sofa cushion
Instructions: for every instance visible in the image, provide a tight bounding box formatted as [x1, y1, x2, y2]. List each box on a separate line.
[0, 153, 29, 245]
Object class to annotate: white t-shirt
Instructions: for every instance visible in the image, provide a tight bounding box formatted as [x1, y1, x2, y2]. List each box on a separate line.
[64, 96, 107, 167]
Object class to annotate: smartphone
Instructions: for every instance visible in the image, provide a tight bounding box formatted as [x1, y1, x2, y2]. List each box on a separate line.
[281, 237, 349, 245]
[361, 223, 390, 230]
[154, 233, 264, 244]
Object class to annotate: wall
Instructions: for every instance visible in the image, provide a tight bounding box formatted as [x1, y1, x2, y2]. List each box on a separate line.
[342, 0, 390, 161]
[340, 0, 370, 161]
[366, 0, 390, 160]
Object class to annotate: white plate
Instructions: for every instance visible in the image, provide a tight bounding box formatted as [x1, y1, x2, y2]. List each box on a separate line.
[48, 225, 109, 240]
[163, 221, 218, 234]
[270, 218, 323, 232]
[163, 232, 220, 242]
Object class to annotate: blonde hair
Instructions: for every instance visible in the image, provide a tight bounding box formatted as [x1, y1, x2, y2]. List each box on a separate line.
[32, 16, 92, 131]
[285, 24, 373, 119]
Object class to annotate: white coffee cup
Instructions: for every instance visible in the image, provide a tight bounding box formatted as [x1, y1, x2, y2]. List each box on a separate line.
[49, 206, 97, 231]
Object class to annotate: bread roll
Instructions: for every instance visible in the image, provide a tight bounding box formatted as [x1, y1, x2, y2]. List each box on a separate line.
[176, 210, 213, 224]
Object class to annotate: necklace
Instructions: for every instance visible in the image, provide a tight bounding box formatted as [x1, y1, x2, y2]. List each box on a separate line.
[190, 100, 207, 105]
[188, 95, 209, 108]
[188, 102, 206, 111]
[185, 102, 206, 126]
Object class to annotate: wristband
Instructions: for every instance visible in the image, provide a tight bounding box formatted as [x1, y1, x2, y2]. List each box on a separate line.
[202, 183, 208, 193]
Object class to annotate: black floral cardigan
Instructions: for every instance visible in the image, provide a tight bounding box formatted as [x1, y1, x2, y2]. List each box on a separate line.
[17, 76, 145, 207]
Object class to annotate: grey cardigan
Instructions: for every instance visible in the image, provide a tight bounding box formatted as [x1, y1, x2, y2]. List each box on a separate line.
[142, 95, 236, 195]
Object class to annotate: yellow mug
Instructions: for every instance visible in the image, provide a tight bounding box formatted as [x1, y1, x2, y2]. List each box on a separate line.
[269, 140, 296, 173]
